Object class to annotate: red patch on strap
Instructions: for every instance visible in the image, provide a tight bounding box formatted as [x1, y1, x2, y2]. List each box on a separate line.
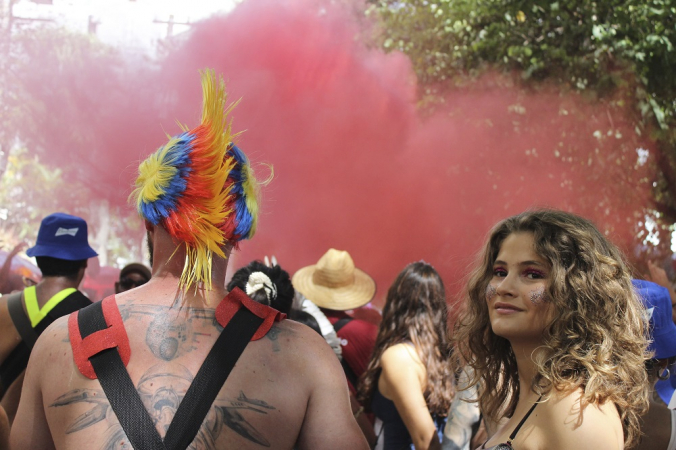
[69, 296, 131, 380]
[216, 287, 286, 340]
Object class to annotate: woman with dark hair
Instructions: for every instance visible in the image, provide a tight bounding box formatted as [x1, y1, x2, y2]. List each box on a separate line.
[358, 262, 453, 450]
[454, 209, 649, 449]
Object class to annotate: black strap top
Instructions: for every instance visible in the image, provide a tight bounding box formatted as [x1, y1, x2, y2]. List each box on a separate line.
[482, 396, 542, 450]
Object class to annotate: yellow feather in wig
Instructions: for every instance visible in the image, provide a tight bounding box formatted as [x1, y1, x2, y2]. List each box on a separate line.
[132, 69, 256, 292]
[177, 69, 233, 291]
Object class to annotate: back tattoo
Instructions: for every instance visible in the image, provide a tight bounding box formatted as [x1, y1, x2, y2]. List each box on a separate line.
[50, 302, 289, 449]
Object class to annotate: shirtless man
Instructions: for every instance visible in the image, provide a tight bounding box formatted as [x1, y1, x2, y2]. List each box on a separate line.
[11, 70, 367, 450]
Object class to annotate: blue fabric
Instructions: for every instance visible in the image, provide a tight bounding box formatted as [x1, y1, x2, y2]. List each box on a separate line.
[371, 382, 446, 450]
[632, 279, 676, 360]
[26, 213, 97, 260]
[656, 364, 676, 405]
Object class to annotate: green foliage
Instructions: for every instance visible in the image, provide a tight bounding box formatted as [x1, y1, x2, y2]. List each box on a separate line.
[0, 147, 92, 238]
[369, 0, 676, 253]
[372, 1, 675, 111]
[0, 147, 143, 264]
[0, 25, 161, 202]
[4, 26, 121, 179]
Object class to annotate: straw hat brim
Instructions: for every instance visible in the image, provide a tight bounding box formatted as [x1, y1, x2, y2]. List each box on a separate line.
[292, 264, 376, 311]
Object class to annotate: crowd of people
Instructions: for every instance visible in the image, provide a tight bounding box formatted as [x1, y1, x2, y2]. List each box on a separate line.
[0, 69, 673, 450]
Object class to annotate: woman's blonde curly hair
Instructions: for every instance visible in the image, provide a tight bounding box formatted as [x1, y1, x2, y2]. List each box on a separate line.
[454, 209, 650, 448]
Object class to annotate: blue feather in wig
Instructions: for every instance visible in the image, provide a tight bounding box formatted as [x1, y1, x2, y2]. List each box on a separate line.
[137, 133, 195, 225]
[227, 144, 256, 239]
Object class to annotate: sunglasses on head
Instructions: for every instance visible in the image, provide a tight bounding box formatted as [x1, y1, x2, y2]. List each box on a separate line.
[119, 277, 148, 290]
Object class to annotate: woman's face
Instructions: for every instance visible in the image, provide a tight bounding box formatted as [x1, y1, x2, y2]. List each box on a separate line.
[485, 232, 556, 344]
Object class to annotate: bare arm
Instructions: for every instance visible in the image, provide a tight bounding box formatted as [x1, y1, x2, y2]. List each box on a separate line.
[381, 344, 441, 450]
[533, 390, 623, 450]
[9, 329, 56, 450]
[296, 329, 369, 450]
[0, 405, 8, 450]
[442, 367, 481, 450]
[351, 392, 376, 447]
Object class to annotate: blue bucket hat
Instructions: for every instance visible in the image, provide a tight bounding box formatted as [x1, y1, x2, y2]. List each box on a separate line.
[26, 213, 98, 261]
[632, 279, 676, 360]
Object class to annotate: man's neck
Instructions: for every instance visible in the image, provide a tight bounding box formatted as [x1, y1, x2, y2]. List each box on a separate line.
[34, 277, 80, 306]
[145, 234, 231, 308]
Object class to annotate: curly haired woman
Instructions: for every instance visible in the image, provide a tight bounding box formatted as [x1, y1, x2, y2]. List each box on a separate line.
[454, 209, 649, 450]
[358, 262, 453, 450]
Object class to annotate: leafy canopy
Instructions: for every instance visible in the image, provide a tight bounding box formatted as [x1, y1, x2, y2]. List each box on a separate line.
[370, 0, 676, 254]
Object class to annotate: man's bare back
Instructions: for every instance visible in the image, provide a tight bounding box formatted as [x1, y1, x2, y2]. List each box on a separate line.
[11, 288, 366, 449]
[12, 69, 368, 450]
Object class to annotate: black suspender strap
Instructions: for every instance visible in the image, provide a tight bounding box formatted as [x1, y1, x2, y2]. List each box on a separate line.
[7, 291, 38, 349]
[332, 316, 353, 333]
[340, 356, 359, 389]
[77, 300, 264, 450]
[79, 300, 165, 450]
[163, 307, 264, 450]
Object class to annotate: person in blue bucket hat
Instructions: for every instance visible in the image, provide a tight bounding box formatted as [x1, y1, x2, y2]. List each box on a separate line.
[632, 279, 676, 450]
[0, 212, 95, 426]
[25, 212, 98, 261]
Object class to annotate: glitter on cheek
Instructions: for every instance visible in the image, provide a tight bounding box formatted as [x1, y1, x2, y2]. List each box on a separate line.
[485, 284, 497, 302]
[529, 286, 548, 305]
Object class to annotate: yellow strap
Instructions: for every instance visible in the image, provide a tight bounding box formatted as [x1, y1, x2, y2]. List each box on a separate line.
[24, 286, 77, 328]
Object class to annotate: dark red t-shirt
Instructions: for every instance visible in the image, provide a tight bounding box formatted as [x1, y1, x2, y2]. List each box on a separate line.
[324, 310, 378, 394]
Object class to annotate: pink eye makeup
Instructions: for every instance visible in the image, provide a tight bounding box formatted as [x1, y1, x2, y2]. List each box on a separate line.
[492, 266, 507, 277]
[523, 268, 546, 279]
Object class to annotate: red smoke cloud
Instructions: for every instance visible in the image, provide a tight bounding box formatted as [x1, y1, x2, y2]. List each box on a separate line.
[13, 0, 654, 305]
[153, 0, 652, 305]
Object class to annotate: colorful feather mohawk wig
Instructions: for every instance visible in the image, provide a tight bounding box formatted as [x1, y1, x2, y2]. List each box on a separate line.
[131, 69, 261, 291]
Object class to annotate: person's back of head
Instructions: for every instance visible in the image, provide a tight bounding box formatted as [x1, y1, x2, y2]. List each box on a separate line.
[227, 260, 294, 313]
[292, 248, 375, 312]
[115, 263, 151, 293]
[359, 261, 452, 416]
[381, 261, 447, 341]
[26, 212, 98, 283]
[130, 69, 262, 292]
[35, 257, 86, 281]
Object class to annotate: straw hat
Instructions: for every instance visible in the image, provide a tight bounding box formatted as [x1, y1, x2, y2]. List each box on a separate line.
[292, 249, 376, 311]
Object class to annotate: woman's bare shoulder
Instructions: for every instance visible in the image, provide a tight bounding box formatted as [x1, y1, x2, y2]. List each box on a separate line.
[380, 343, 426, 394]
[381, 343, 422, 367]
[528, 388, 623, 449]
